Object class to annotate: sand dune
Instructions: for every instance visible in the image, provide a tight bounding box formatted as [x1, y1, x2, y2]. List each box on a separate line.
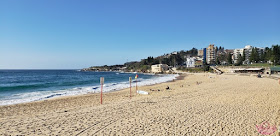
[1, 73, 279, 135]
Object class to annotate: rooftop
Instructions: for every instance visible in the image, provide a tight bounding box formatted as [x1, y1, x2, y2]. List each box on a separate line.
[270, 67, 280, 71]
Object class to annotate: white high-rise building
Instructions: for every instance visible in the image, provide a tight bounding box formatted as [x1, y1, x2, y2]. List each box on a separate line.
[233, 45, 264, 64]
[233, 48, 245, 63]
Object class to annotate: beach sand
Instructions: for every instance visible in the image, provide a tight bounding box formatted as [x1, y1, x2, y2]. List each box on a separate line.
[0, 73, 280, 135]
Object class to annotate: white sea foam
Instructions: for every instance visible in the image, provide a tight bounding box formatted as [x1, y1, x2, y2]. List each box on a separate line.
[0, 74, 179, 106]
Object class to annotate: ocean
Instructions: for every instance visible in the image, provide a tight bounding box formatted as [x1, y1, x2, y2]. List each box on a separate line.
[0, 70, 178, 106]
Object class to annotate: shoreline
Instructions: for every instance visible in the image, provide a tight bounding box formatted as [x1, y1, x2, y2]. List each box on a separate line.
[0, 73, 182, 108]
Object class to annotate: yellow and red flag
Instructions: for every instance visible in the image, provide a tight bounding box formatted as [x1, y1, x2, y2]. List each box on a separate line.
[135, 74, 138, 79]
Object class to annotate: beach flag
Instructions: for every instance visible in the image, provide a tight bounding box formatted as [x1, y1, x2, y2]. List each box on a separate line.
[135, 74, 138, 79]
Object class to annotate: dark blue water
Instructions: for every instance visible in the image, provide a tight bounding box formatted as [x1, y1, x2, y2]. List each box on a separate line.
[0, 70, 177, 105]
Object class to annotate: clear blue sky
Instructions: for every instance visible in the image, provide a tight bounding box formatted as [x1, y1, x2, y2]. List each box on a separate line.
[0, 0, 279, 69]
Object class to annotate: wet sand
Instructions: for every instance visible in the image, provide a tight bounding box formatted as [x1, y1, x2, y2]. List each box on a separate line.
[0, 73, 280, 135]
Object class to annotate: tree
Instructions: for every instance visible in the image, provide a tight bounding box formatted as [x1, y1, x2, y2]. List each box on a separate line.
[203, 65, 210, 71]
[260, 50, 265, 62]
[249, 48, 258, 63]
[227, 53, 233, 65]
[242, 50, 245, 61]
[184, 48, 198, 56]
[215, 57, 220, 65]
[146, 56, 154, 65]
[140, 65, 150, 72]
[254, 48, 260, 62]
[264, 47, 272, 62]
[215, 47, 218, 54]
[170, 55, 176, 67]
[162, 58, 171, 66]
[272, 45, 280, 65]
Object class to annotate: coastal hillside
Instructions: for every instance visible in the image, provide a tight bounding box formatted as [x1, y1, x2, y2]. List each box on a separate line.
[82, 48, 198, 72]
[82, 44, 280, 74]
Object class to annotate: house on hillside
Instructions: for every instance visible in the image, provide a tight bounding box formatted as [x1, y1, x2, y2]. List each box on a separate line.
[184, 57, 203, 68]
[186, 57, 196, 67]
[151, 64, 169, 73]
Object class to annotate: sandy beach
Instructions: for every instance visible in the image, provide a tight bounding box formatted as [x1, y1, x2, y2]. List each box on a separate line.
[0, 73, 279, 135]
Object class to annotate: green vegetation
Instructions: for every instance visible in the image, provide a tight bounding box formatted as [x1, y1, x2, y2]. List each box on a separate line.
[125, 61, 151, 72]
[243, 63, 280, 67]
[177, 67, 204, 73]
[249, 47, 261, 63]
[227, 53, 233, 65]
[217, 44, 280, 66]
[85, 48, 199, 72]
[243, 45, 279, 65]
[215, 47, 232, 65]
[177, 65, 213, 73]
[125, 48, 198, 72]
[265, 45, 280, 64]
[85, 44, 280, 72]
[85, 65, 125, 71]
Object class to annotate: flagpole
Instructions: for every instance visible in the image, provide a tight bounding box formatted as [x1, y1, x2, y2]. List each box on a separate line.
[129, 81, 131, 99]
[100, 77, 104, 104]
[129, 77, 132, 99]
[135, 74, 138, 93]
[136, 78, 137, 91]
[135, 74, 138, 92]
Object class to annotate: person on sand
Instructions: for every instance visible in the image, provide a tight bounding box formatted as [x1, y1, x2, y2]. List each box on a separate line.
[166, 86, 170, 90]
[257, 73, 261, 78]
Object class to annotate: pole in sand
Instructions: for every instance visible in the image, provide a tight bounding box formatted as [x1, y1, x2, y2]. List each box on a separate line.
[129, 77, 132, 99]
[135, 74, 138, 92]
[100, 77, 104, 104]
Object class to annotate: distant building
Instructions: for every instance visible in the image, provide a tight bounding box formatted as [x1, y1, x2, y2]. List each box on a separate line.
[195, 57, 203, 67]
[233, 45, 264, 64]
[186, 57, 196, 67]
[206, 44, 217, 64]
[270, 67, 280, 74]
[203, 48, 207, 63]
[151, 64, 169, 73]
[171, 51, 178, 55]
[233, 48, 245, 63]
[224, 49, 234, 54]
[243, 45, 254, 64]
[198, 49, 204, 57]
[232, 68, 264, 73]
[184, 57, 203, 67]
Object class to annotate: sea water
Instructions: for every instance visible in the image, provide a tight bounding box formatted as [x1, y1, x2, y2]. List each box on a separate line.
[0, 70, 178, 105]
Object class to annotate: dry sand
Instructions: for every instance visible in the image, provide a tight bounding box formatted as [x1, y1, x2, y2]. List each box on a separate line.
[0, 73, 280, 135]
